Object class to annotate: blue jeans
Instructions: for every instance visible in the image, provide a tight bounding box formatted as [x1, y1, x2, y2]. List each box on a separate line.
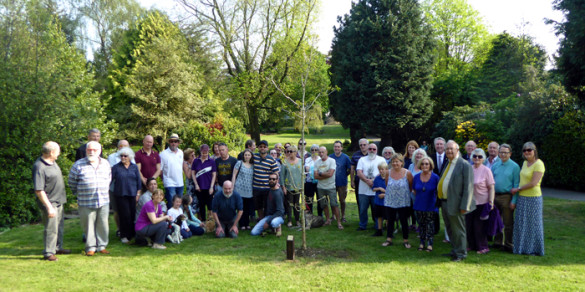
[251, 216, 284, 236]
[165, 187, 184, 208]
[358, 194, 378, 230]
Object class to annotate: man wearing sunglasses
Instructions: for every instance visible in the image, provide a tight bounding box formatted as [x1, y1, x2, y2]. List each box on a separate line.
[251, 173, 285, 237]
[160, 134, 184, 208]
[356, 143, 385, 231]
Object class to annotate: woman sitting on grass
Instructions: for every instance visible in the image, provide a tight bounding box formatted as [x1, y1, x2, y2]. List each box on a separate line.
[135, 189, 173, 250]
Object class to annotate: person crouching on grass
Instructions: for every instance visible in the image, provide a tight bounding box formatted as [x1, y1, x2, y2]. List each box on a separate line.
[251, 173, 285, 237]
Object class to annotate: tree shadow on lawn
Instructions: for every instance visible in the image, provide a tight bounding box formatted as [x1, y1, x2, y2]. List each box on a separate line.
[1, 199, 583, 267]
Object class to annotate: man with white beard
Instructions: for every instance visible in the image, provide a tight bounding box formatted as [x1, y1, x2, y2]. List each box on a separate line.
[69, 141, 112, 256]
[356, 143, 386, 231]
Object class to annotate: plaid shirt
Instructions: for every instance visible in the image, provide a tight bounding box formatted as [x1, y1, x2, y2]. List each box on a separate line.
[68, 157, 111, 208]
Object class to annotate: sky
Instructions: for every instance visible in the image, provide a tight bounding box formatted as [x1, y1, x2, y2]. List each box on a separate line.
[139, 0, 564, 63]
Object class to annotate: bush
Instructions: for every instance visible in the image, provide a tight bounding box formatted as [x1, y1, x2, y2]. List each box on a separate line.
[175, 113, 247, 154]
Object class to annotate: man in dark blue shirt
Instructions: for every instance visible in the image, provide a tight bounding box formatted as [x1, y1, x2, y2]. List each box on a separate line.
[212, 181, 243, 238]
[251, 173, 285, 237]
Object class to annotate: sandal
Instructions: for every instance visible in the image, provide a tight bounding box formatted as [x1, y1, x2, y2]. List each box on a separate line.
[425, 246, 433, 252]
[382, 240, 393, 247]
[403, 242, 411, 249]
[417, 245, 424, 251]
[338, 224, 344, 230]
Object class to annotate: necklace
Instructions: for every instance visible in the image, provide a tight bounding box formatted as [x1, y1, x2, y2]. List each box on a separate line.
[420, 172, 431, 192]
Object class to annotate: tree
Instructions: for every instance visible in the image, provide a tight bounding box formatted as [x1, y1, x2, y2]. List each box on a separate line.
[0, 0, 115, 227]
[329, 0, 436, 148]
[107, 12, 204, 149]
[550, 0, 585, 106]
[177, 0, 318, 142]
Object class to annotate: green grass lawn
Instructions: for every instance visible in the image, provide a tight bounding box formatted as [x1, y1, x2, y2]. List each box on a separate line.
[1, 195, 584, 291]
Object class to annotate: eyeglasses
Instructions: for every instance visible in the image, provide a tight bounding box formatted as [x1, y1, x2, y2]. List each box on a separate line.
[169, 140, 179, 144]
[523, 149, 533, 153]
[420, 162, 430, 166]
[120, 155, 128, 158]
[472, 155, 483, 159]
[368, 148, 377, 151]
[383, 152, 392, 155]
[359, 144, 367, 146]
[285, 150, 294, 153]
[499, 151, 510, 154]
[299, 142, 306, 145]
[269, 178, 278, 181]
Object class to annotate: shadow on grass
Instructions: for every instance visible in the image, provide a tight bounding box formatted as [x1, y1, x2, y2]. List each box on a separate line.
[1, 198, 583, 267]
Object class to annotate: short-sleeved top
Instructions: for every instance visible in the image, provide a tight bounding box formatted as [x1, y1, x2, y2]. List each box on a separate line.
[135, 149, 160, 180]
[253, 153, 279, 190]
[191, 157, 216, 190]
[473, 164, 495, 204]
[136, 191, 167, 221]
[356, 155, 386, 196]
[281, 159, 303, 192]
[351, 151, 367, 185]
[160, 148, 184, 188]
[32, 157, 66, 205]
[314, 157, 336, 189]
[373, 175, 386, 206]
[233, 161, 253, 198]
[519, 159, 545, 197]
[412, 173, 439, 212]
[304, 157, 319, 183]
[329, 153, 351, 187]
[212, 191, 243, 222]
[111, 162, 142, 197]
[216, 156, 238, 186]
[385, 170, 411, 208]
[135, 200, 163, 231]
[168, 207, 188, 230]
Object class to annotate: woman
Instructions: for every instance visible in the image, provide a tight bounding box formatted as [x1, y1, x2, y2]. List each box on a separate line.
[383, 154, 413, 249]
[408, 148, 428, 231]
[270, 148, 282, 168]
[232, 149, 254, 230]
[211, 142, 220, 159]
[466, 148, 495, 254]
[382, 146, 395, 165]
[511, 142, 545, 256]
[135, 189, 173, 250]
[412, 157, 439, 252]
[403, 140, 419, 170]
[183, 148, 199, 214]
[111, 147, 142, 244]
[304, 144, 321, 216]
[191, 144, 217, 221]
[281, 145, 303, 227]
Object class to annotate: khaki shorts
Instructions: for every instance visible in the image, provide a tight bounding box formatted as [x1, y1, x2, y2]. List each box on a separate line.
[317, 188, 339, 208]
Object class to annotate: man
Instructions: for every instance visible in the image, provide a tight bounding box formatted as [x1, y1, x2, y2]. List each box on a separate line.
[68, 141, 112, 256]
[314, 146, 343, 229]
[75, 128, 102, 161]
[462, 140, 477, 164]
[491, 143, 520, 252]
[432, 137, 448, 176]
[252, 140, 279, 219]
[437, 140, 475, 262]
[135, 135, 161, 189]
[329, 140, 351, 223]
[215, 142, 238, 192]
[107, 139, 134, 237]
[33, 141, 70, 261]
[160, 133, 184, 207]
[351, 138, 369, 210]
[211, 181, 243, 238]
[237, 139, 256, 160]
[136, 178, 168, 221]
[356, 143, 385, 231]
[485, 141, 500, 169]
[251, 173, 285, 237]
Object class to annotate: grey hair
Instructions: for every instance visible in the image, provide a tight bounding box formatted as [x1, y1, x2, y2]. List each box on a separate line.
[412, 148, 428, 166]
[118, 147, 135, 161]
[500, 143, 512, 152]
[88, 128, 100, 135]
[472, 148, 486, 159]
[42, 141, 59, 155]
[522, 141, 539, 160]
[87, 141, 101, 150]
[359, 138, 369, 145]
[434, 137, 446, 145]
[382, 146, 395, 155]
[310, 144, 320, 151]
[446, 140, 459, 150]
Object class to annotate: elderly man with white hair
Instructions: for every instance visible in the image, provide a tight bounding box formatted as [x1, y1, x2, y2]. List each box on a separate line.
[69, 141, 112, 256]
[111, 147, 141, 244]
[356, 143, 386, 231]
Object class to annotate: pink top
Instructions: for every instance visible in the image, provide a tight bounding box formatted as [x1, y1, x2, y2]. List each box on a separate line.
[135, 200, 163, 231]
[472, 164, 495, 205]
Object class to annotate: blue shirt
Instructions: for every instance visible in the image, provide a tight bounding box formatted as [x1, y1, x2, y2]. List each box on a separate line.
[329, 152, 351, 187]
[412, 173, 439, 212]
[111, 162, 142, 197]
[373, 175, 386, 206]
[212, 191, 243, 222]
[491, 159, 520, 193]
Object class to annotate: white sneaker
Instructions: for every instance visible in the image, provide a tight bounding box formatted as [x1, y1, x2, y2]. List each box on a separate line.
[121, 237, 129, 244]
[152, 243, 167, 250]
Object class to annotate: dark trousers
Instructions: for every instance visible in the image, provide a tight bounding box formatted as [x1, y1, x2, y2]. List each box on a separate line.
[240, 197, 255, 227]
[494, 193, 514, 248]
[136, 221, 168, 244]
[386, 206, 410, 239]
[116, 196, 136, 239]
[187, 224, 205, 236]
[216, 220, 237, 238]
[195, 189, 213, 221]
[466, 204, 489, 251]
[287, 191, 301, 224]
[304, 182, 322, 216]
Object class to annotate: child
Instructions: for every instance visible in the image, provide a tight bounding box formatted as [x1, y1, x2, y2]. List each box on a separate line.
[167, 195, 192, 239]
[182, 195, 205, 236]
[372, 162, 389, 237]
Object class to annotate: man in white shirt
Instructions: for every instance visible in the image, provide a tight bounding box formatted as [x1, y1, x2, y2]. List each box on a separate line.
[484, 141, 500, 169]
[432, 137, 447, 176]
[160, 133, 184, 208]
[356, 143, 386, 231]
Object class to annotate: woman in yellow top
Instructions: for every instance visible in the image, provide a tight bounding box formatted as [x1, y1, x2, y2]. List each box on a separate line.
[510, 142, 545, 256]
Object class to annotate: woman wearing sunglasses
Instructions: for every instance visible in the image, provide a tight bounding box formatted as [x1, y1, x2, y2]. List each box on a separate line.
[510, 142, 545, 256]
[111, 147, 142, 244]
[466, 148, 495, 255]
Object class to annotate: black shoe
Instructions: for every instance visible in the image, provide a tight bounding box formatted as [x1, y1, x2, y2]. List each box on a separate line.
[82, 233, 86, 243]
[371, 229, 383, 237]
[441, 253, 455, 258]
[502, 246, 514, 253]
[489, 243, 503, 249]
[356, 227, 366, 231]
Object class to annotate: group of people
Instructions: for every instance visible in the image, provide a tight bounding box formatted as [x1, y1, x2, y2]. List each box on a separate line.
[33, 128, 545, 261]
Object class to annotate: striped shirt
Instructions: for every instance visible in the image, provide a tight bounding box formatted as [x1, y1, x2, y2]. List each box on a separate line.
[253, 153, 279, 190]
[68, 157, 111, 208]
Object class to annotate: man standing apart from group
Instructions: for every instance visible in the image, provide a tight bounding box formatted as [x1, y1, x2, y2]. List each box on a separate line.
[135, 135, 161, 190]
[69, 141, 112, 256]
[491, 143, 520, 252]
[160, 134, 184, 208]
[437, 140, 475, 262]
[253, 140, 279, 219]
[315, 146, 343, 229]
[329, 140, 351, 223]
[351, 138, 369, 210]
[356, 143, 386, 231]
[33, 141, 70, 261]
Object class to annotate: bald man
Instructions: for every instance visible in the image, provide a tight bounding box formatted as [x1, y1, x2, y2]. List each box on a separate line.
[211, 181, 243, 238]
[135, 135, 161, 189]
